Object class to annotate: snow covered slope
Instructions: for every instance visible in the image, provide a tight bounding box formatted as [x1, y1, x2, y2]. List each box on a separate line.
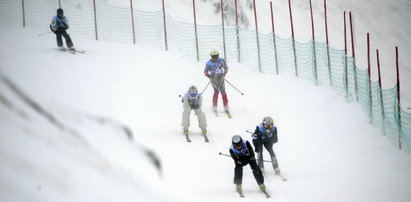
[1, 27, 411, 202]
[106, 0, 411, 106]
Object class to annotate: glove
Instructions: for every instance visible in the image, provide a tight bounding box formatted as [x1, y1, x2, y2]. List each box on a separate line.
[204, 72, 211, 78]
[223, 69, 228, 76]
[62, 22, 69, 30]
[190, 103, 199, 110]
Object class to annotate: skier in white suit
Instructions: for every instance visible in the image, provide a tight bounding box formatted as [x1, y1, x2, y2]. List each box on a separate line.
[182, 85, 207, 135]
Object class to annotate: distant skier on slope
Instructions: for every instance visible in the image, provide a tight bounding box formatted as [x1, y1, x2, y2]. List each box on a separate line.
[204, 50, 229, 114]
[50, 8, 75, 51]
[229, 135, 266, 195]
[251, 116, 281, 174]
[181, 85, 207, 135]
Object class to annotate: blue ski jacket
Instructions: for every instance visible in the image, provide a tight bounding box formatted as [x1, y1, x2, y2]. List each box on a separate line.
[50, 15, 69, 31]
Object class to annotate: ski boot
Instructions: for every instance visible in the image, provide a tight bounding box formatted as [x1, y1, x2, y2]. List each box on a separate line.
[258, 184, 266, 192]
[224, 105, 229, 113]
[274, 167, 281, 175]
[201, 128, 207, 135]
[271, 157, 280, 175]
[236, 184, 242, 193]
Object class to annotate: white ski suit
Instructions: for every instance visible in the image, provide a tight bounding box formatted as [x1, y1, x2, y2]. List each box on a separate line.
[181, 92, 207, 130]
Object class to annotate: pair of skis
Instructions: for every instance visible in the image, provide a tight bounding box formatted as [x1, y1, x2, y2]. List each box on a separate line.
[237, 190, 271, 198]
[236, 173, 287, 198]
[184, 132, 209, 143]
[213, 109, 232, 118]
[57, 47, 86, 55]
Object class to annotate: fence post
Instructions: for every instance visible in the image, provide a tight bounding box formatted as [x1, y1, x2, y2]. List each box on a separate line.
[192, 0, 199, 61]
[235, 0, 240, 62]
[309, 0, 317, 85]
[349, 12, 358, 101]
[367, 33, 372, 124]
[270, 1, 279, 75]
[376, 49, 386, 135]
[288, 0, 298, 77]
[130, 0, 136, 44]
[324, 0, 331, 86]
[344, 11, 348, 100]
[162, 0, 168, 51]
[21, 0, 25, 28]
[395, 46, 402, 150]
[220, 0, 227, 61]
[58, 0, 61, 8]
[252, 0, 261, 72]
[93, 0, 98, 40]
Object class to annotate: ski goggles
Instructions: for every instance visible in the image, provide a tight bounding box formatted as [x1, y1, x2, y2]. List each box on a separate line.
[264, 124, 273, 128]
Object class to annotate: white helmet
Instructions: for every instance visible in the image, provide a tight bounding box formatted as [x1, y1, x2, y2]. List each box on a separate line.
[210, 50, 219, 58]
[188, 85, 198, 97]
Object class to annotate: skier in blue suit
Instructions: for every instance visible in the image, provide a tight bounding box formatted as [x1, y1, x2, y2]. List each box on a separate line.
[252, 116, 281, 174]
[229, 135, 266, 194]
[204, 50, 229, 113]
[50, 8, 75, 50]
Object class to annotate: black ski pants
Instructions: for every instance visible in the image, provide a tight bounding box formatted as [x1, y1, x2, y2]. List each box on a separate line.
[233, 159, 264, 185]
[254, 140, 279, 169]
[55, 30, 73, 48]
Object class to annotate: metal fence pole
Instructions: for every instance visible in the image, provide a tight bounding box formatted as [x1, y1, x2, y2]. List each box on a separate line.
[130, 0, 136, 44]
[349, 12, 358, 101]
[367, 33, 372, 124]
[309, 0, 317, 85]
[93, 0, 98, 40]
[376, 49, 386, 135]
[220, 0, 227, 61]
[344, 11, 348, 100]
[395, 46, 402, 150]
[270, 1, 279, 75]
[253, 0, 261, 72]
[235, 0, 240, 62]
[192, 0, 199, 61]
[324, 0, 332, 86]
[21, 0, 25, 28]
[162, 0, 168, 51]
[288, 0, 298, 77]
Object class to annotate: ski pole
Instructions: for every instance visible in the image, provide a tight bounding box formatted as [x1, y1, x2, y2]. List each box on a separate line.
[224, 79, 244, 95]
[246, 130, 254, 134]
[219, 152, 271, 163]
[200, 81, 211, 95]
[38, 31, 52, 37]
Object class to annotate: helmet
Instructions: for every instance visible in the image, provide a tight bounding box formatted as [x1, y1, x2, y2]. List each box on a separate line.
[188, 85, 198, 97]
[232, 135, 243, 147]
[57, 8, 64, 16]
[262, 116, 274, 129]
[210, 50, 219, 58]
